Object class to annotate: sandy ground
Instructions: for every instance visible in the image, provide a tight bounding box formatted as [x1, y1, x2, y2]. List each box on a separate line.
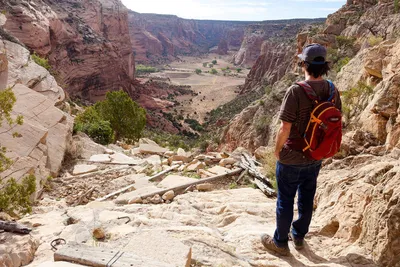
[151, 53, 249, 123]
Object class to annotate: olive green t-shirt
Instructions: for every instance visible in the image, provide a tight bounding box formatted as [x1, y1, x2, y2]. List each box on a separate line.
[278, 80, 342, 165]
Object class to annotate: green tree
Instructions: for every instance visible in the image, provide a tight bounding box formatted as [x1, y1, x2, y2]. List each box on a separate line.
[0, 88, 23, 172]
[210, 68, 218, 75]
[0, 88, 35, 215]
[236, 68, 242, 73]
[73, 106, 113, 145]
[212, 59, 217, 65]
[95, 90, 146, 142]
[195, 69, 202, 75]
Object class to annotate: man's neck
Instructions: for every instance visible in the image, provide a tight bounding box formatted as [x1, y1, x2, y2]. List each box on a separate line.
[305, 73, 324, 81]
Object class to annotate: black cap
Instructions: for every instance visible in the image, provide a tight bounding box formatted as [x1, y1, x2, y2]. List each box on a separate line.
[298, 43, 327, 65]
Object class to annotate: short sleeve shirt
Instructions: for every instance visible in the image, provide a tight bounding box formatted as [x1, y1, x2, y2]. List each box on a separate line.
[278, 80, 342, 165]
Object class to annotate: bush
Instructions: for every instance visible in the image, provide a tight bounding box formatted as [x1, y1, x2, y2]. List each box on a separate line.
[74, 106, 113, 145]
[0, 175, 36, 214]
[212, 59, 217, 65]
[236, 68, 242, 73]
[31, 53, 51, 71]
[210, 68, 218, 75]
[335, 57, 351, 72]
[395, 0, 399, 13]
[208, 64, 214, 68]
[195, 69, 202, 75]
[184, 118, 204, 132]
[335, 36, 356, 50]
[135, 64, 158, 75]
[202, 62, 208, 67]
[95, 90, 146, 143]
[368, 36, 383, 47]
[342, 81, 374, 121]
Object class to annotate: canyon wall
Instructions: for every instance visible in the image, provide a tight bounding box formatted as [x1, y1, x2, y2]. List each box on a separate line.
[129, 12, 324, 65]
[0, 13, 72, 189]
[1, 0, 135, 102]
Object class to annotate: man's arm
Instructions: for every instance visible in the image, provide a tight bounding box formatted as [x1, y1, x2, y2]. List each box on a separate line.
[274, 120, 292, 160]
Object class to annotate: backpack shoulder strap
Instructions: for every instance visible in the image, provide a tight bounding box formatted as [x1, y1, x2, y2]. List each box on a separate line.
[326, 80, 336, 103]
[296, 81, 318, 101]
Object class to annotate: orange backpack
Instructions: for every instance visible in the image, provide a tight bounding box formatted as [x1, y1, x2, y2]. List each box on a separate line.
[286, 80, 342, 160]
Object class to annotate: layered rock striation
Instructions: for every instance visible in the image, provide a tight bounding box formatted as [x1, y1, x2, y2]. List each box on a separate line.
[1, 0, 135, 102]
[0, 14, 72, 190]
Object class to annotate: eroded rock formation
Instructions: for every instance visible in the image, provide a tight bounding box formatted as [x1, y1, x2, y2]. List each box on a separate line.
[1, 0, 135, 102]
[0, 14, 72, 191]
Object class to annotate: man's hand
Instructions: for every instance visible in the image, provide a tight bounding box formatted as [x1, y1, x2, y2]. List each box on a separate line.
[274, 121, 292, 161]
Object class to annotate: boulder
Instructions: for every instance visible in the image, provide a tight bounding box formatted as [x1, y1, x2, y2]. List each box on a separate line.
[219, 158, 237, 167]
[207, 166, 232, 175]
[162, 190, 175, 201]
[139, 144, 168, 155]
[89, 154, 111, 163]
[158, 175, 198, 188]
[72, 165, 98, 176]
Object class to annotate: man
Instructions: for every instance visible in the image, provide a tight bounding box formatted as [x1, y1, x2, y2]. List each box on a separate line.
[261, 43, 342, 256]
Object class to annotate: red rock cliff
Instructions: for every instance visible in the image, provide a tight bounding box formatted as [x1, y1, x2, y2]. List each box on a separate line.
[1, 0, 135, 102]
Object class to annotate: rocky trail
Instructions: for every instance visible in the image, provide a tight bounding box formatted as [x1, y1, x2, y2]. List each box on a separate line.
[3, 133, 395, 267]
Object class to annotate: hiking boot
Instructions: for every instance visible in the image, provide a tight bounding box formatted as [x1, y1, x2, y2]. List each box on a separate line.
[260, 234, 290, 256]
[289, 232, 304, 250]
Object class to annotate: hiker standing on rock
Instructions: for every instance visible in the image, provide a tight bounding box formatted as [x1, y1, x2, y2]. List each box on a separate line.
[261, 43, 342, 256]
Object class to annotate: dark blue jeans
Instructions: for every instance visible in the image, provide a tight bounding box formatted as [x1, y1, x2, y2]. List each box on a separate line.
[273, 161, 322, 247]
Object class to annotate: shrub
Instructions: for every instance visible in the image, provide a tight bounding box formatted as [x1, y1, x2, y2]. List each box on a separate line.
[368, 36, 383, 47]
[184, 118, 204, 132]
[395, 0, 399, 13]
[195, 69, 202, 75]
[135, 64, 158, 75]
[212, 59, 217, 65]
[0, 88, 34, 215]
[95, 90, 146, 143]
[342, 81, 374, 121]
[335, 57, 351, 72]
[202, 62, 208, 67]
[335, 35, 356, 50]
[0, 88, 23, 172]
[260, 149, 277, 190]
[236, 68, 242, 73]
[0, 175, 36, 214]
[31, 53, 51, 71]
[210, 68, 218, 75]
[208, 64, 214, 68]
[74, 106, 113, 145]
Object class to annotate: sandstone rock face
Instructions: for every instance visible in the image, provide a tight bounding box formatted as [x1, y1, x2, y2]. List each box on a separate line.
[0, 39, 72, 185]
[1, 0, 135, 102]
[240, 41, 295, 94]
[0, 233, 39, 266]
[232, 20, 324, 68]
[336, 39, 400, 148]
[129, 11, 247, 63]
[316, 148, 400, 267]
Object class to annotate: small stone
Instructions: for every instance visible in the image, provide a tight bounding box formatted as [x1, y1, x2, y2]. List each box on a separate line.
[196, 183, 213, 192]
[128, 197, 143, 204]
[177, 148, 186, 156]
[164, 151, 175, 157]
[162, 190, 175, 201]
[162, 159, 169, 165]
[150, 194, 163, 204]
[219, 158, 237, 167]
[32, 223, 42, 228]
[105, 148, 115, 154]
[92, 228, 105, 240]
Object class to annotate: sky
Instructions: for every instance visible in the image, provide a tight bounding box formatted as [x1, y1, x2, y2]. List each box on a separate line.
[121, 0, 347, 21]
